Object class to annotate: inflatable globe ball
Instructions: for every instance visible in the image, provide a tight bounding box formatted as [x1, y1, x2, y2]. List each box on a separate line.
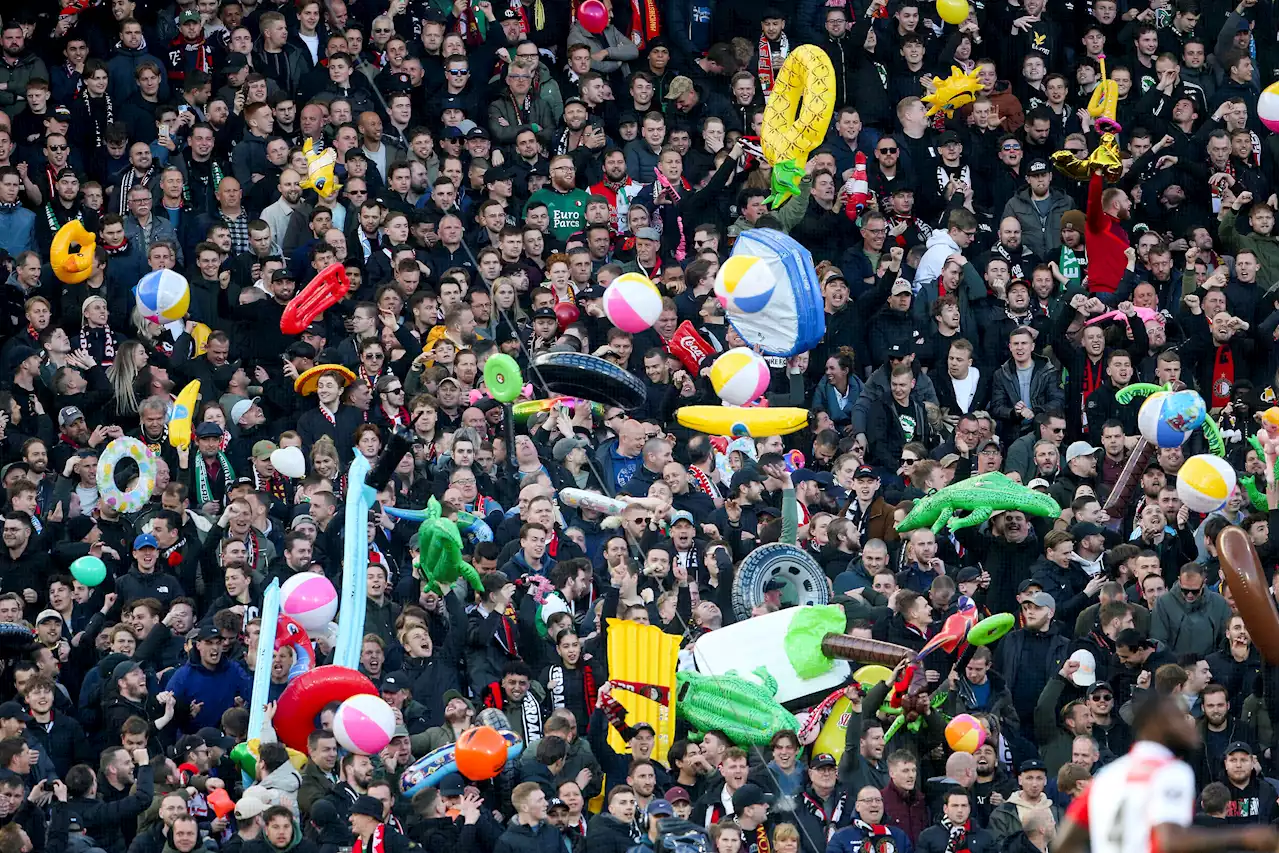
[1177, 454, 1237, 513]
[1137, 390, 1206, 448]
[715, 255, 776, 315]
[70, 555, 108, 588]
[603, 273, 662, 333]
[710, 348, 771, 407]
[1260, 82, 1279, 133]
[945, 714, 987, 753]
[455, 726, 510, 781]
[280, 572, 339, 633]
[333, 693, 397, 756]
[134, 269, 191, 324]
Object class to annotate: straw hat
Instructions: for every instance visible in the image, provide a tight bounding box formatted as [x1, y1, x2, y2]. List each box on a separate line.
[294, 364, 356, 396]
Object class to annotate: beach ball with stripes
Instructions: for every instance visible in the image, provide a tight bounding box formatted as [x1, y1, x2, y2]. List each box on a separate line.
[603, 273, 662, 333]
[710, 347, 771, 406]
[1177, 454, 1237, 513]
[715, 255, 776, 314]
[1260, 82, 1279, 133]
[134, 269, 190, 324]
[333, 694, 396, 755]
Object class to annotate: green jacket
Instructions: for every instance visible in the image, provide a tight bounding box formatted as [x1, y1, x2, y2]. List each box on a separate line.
[1219, 208, 1278, 287]
[728, 176, 812, 241]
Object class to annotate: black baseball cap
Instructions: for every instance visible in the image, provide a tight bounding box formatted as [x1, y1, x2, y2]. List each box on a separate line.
[731, 783, 774, 812]
[853, 465, 879, 480]
[437, 772, 466, 796]
[1018, 759, 1046, 774]
[1225, 741, 1254, 756]
[1115, 628, 1152, 649]
[810, 753, 837, 769]
[0, 702, 31, 723]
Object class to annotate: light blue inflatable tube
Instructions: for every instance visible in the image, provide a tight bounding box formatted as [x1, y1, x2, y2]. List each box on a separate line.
[335, 454, 372, 669]
[247, 579, 281, 740]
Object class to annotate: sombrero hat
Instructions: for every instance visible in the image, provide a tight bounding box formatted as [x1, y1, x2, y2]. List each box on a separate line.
[294, 364, 356, 396]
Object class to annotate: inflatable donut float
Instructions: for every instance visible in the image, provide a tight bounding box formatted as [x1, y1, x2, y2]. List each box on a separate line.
[97, 437, 158, 513]
[399, 729, 523, 797]
[274, 665, 377, 753]
[50, 220, 97, 284]
[483, 354, 524, 404]
[531, 352, 646, 411]
[761, 45, 836, 166]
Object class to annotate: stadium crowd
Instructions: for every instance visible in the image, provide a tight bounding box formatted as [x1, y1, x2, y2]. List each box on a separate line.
[0, 0, 1275, 849]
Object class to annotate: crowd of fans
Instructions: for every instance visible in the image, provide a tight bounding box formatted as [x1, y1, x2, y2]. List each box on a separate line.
[0, 0, 1275, 850]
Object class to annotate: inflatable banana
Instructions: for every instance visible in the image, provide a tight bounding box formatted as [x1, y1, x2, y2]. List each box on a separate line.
[168, 380, 200, 450]
[190, 322, 212, 356]
[922, 66, 984, 118]
[300, 138, 341, 199]
[50, 220, 96, 284]
[1087, 54, 1120, 132]
[607, 620, 681, 763]
[676, 405, 809, 437]
[761, 45, 836, 166]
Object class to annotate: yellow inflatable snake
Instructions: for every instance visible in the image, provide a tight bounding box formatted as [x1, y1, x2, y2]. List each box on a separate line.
[1053, 55, 1123, 183]
[49, 220, 96, 284]
[761, 45, 836, 166]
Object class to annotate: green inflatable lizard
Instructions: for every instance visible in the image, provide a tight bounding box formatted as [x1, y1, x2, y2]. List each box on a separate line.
[415, 497, 484, 593]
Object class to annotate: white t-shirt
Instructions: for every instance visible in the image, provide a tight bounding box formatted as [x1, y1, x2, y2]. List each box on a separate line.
[299, 31, 319, 64]
[1073, 741, 1195, 853]
[951, 368, 980, 413]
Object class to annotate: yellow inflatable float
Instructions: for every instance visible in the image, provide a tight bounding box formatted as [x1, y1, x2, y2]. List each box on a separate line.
[50, 220, 96, 284]
[676, 406, 810, 437]
[168, 380, 201, 450]
[761, 45, 836, 167]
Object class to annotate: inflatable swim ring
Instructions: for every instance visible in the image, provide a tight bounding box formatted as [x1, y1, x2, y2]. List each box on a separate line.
[483, 354, 524, 404]
[761, 46, 836, 166]
[97, 437, 158, 513]
[281, 263, 351, 335]
[274, 665, 377, 753]
[50, 220, 96, 284]
[399, 729, 523, 796]
[676, 406, 810, 437]
[531, 352, 646, 411]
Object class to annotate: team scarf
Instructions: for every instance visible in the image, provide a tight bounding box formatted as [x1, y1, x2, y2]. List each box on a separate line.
[801, 788, 848, 834]
[1211, 345, 1234, 408]
[161, 537, 186, 570]
[254, 467, 288, 503]
[547, 661, 597, 713]
[756, 34, 790, 94]
[851, 819, 895, 853]
[85, 94, 115, 148]
[652, 167, 689, 261]
[485, 679, 543, 741]
[941, 818, 971, 853]
[169, 35, 214, 77]
[936, 164, 971, 194]
[353, 823, 385, 853]
[687, 463, 717, 499]
[195, 450, 235, 505]
[80, 325, 117, 367]
[183, 156, 224, 208]
[118, 166, 155, 212]
[630, 0, 661, 47]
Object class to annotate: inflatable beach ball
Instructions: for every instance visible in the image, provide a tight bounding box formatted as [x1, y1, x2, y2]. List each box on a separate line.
[1177, 454, 1237, 513]
[134, 269, 190, 324]
[715, 255, 776, 314]
[333, 694, 396, 755]
[1138, 390, 1206, 448]
[1260, 82, 1279, 133]
[710, 347, 771, 406]
[603, 273, 663, 333]
[945, 713, 987, 753]
[281, 572, 339, 632]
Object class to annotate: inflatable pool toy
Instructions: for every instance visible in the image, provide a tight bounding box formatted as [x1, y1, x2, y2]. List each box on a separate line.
[207, 788, 234, 819]
[280, 572, 338, 633]
[921, 66, 983, 117]
[896, 472, 1061, 533]
[1176, 454, 1237, 513]
[275, 615, 315, 680]
[1053, 55, 1124, 182]
[945, 714, 986, 753]
[169, 380, 200, 450]
[1261, 82, 1280, 133]
[710, 348, 771, 407]
[246, 579, 281, 756]
[97, 437, 158, 513]
[559, 488, 629, 515]
[270, 446, 307, 479]
[412, 497, 484, 593]
[483, 354, 524, 404]
[333, 694, 396, 756]
[732, 542, 829, 621]
[294, 363, 356, 396]
[50, 220, 96, 284]
[760, 45, 835, 167]
[70, 555, 107, 587]
[676, 405, 809, 437]
[676, 667, 798, 746]
[576, 0, 608, 33]
[230, 738, 306, 778]
[190, 322, 212, 356]
[274, 665, 377, 753]
[134, 269, 190, 324]
[1138, 390, 1206, 448]
[399, 730, 523, 796]
[605, 620, 681, 763]
[603, 273, 663, 333]
[554, 301, 579, 332]
[1216, 526, 1278, 665]
[937, 0, 969, 23]
[532, 351, 646, 410]
[456, 726, 514, 780]
[511, 396, 603, 424]
[715, 229, 824, 357]
[299, 138, 341, 198]
[281, 263, 351, 335]
[667, 320, 718, 374]
[967, 612, 1015, 646]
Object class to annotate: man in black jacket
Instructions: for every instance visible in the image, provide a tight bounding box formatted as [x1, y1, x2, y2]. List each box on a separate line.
[917, 789, 996, 853]
[867, 364, 934, 469]
[994, 592, 1071, 740]
[67, 745, 154, 853]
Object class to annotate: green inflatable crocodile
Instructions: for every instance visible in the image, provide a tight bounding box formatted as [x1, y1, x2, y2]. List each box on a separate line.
[897, 472, 1062, 533]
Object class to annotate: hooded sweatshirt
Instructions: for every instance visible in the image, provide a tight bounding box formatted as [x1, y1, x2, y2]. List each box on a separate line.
[1151, 582, 1232, 656]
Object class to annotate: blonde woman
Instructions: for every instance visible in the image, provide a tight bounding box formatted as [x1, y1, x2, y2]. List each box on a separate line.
[79, 295, 120, 367]
[106, 340, 149, 430]
[310, 436, 342, 499]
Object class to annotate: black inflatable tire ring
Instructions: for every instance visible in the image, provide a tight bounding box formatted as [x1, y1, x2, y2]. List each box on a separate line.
[532, 351, 647, 411]
[731, 542, 830, 621]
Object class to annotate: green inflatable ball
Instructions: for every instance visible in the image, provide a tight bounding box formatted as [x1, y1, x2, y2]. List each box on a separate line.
[483, 354, 524, 404]
[70, 555, 107, 588]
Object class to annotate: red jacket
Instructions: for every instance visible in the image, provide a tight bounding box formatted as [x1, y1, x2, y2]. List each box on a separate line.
[1085, 173, 1130, 294]
[881, 782, 930, 843]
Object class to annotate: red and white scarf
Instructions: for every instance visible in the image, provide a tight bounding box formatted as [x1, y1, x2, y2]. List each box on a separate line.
[630, 0, 661, 47]
[757, 34, 790, 95]
[353, 824, 385, 853]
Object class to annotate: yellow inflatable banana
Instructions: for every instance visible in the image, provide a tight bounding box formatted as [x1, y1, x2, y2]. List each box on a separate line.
[761, 45, 836, 166]
[168, 380, 201, 450]
[50, 220, 96, 284]
[676, 405, 810, 437]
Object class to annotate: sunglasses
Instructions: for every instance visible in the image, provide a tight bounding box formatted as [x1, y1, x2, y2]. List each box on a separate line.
[1002, 144, 1022, 151]
[448, 69, 470, 75]
[1090, 693, 1113, 701]
[878, 146, 898, 154]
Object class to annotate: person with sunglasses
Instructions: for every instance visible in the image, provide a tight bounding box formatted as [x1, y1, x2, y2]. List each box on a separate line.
[1149, 562, 1231, 657]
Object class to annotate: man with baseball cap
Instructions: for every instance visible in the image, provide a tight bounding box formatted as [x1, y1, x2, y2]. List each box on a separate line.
[115, 532, 185, 609]
[999, 590, 1071, 738]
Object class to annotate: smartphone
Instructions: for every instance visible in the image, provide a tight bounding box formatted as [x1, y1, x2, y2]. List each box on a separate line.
[158, 124, 170, 141]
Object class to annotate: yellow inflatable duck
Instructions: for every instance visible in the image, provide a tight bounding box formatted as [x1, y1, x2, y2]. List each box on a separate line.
[300, 138, 341, 198]
[922, 66, 984, 117]
[1052, 55, 1124, 183]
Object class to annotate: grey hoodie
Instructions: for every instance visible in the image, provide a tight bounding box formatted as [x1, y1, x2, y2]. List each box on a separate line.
[1151, 581, 1232, 656]
[243, 759, 303, 818]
